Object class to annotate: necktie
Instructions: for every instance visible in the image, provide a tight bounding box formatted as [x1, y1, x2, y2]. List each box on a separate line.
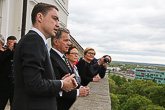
[63, 55, 72, 71]
[63, 55, 81, 85]
[45, 44, 50, 55]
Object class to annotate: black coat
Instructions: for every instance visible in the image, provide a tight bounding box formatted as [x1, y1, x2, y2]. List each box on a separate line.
[50, 49, 77, 110]
[76, 59, 96, 86]
[90, 58, 107, 78]
[12, 30, 61, 110]
[0, 49, 14, 87]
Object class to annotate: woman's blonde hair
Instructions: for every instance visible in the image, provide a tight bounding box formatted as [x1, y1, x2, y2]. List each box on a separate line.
[83, 47, 96, 55]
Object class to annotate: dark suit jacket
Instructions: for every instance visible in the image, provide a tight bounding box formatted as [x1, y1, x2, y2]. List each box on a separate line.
[0, 49, 14, 87]
[12, 30, 61, 110]
[50, 48, 77, 110]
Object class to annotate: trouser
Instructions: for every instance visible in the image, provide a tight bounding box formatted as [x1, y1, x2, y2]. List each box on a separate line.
[0, 85, 14, 110]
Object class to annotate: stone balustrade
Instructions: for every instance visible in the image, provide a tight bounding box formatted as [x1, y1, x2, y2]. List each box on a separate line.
[70, 74, 111, 110]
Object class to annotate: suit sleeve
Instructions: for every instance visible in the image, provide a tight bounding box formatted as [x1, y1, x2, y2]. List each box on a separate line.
[21, 36, 61, 97]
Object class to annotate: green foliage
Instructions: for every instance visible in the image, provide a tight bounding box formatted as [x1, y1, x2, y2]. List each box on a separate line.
[110, 74, 117, 80]
[108, 71, 165, 110]
[121, 95, 152, 110]
[121, 76, 127, 84]
[128, 78, 132, 83]
[149, 85, 165, 107]
[108, 78, 118, 94]
[109, 74, 165, 110]
[117, 94, 128, 105]
[114, 75, 122, 86]
[110, 93, 120, 110]
[139, 104, 165, 110]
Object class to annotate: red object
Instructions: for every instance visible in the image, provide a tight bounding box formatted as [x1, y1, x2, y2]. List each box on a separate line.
[142, 74, 145, 77]
[73, 59, 79, 66]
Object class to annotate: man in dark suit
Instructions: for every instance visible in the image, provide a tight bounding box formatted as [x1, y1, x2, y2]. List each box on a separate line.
[0, 36, 17, 110]
[50, 27, 90, 110]
[12, 3, 77, 110]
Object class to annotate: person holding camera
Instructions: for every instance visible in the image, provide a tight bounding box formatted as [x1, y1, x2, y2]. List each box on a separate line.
[76, 47, 101, 86]
[91, 55, 111, 79]
[0, 36, 17, 110]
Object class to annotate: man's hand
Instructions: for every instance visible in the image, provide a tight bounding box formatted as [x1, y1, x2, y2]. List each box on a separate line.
[62, 73, 70, 80]
[93, 75, 101, 82]
[79, 86, 90, 97]
[61, 74, 78, 92]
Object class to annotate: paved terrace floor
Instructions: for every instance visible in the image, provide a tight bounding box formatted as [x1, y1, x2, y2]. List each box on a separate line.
[70, 74, 111, 110]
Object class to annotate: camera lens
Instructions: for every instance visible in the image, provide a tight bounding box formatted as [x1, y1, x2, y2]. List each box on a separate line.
[104, 58, 110, 63]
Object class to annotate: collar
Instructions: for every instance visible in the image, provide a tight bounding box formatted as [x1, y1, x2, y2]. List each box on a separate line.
[31, 27, 47, 45]
[52, 47, 65, 60]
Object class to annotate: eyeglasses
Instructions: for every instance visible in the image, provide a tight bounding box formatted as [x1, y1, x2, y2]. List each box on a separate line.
[70, 53, 79, 56]
[87, 52, 95, 55]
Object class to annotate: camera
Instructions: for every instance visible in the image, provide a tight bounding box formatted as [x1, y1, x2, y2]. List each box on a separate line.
[2, 45, 7, 49]
[14, 43, 17, 49]
[104, 58, 110, 63]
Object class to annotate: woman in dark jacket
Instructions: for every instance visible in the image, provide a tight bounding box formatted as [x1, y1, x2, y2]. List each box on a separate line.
[76, 47, 100, 86]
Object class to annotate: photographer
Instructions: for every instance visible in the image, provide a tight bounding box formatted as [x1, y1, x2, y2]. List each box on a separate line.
[0, 36, 17, 110]
[91, 55, 111, 78]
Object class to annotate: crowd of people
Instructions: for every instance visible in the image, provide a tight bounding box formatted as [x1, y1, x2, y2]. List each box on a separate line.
[0, 3, 111, 110]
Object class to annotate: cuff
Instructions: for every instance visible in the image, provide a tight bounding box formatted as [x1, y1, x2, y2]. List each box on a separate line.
[77, 89, 79, 97]
[60, 80, 63, 88]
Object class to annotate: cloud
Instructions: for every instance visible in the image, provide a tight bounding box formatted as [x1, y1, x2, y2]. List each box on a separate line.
[68, 0, 165, 64]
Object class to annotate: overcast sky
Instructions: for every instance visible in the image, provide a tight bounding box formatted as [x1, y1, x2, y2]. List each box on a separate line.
[67, 0, 165, 65]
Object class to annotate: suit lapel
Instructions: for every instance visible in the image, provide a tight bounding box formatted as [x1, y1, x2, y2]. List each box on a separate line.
[50, 49, 72, 74]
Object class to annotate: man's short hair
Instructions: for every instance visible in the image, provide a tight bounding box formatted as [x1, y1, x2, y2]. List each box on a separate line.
[0, 34, 5, 43]
[7, 36, 17, 41]
[31, 3, 59, 25]
[51, 27, 70, 46]
[83, 47, 96, 55]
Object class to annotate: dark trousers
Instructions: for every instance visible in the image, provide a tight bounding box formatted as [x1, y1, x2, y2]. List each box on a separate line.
[0, 84, 14, 110]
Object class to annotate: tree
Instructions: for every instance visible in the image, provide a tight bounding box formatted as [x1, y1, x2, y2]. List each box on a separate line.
[125, 79, 144, 95]
[110, 74, 116, 80]
[110, 93, 120, 110]
[139, 104, 165, 110]
[149, 85, 165, 107]
[114, 75, 122, 86]
[121, 76, 127, 85]
[108, 78, 118, 94]
[128, 78, 132, 83]
[121, 95, 152, 110]
[118, 82, 130, 95]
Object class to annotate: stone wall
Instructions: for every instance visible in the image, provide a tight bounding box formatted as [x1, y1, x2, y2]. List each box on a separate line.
[70, 74, 111, 110]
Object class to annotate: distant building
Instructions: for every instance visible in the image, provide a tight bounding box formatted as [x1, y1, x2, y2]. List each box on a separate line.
[135, 68, 165, 84]
[127, 69, 135, 76]
[107, 67, 121, 72]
